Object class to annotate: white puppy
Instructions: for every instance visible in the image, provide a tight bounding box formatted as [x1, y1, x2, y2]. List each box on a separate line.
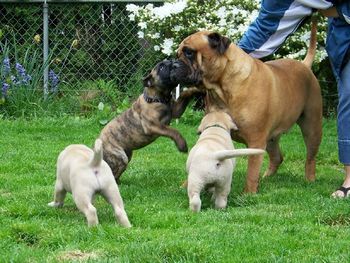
[186, 111, 265, 212]
[48, 139, 131, 227]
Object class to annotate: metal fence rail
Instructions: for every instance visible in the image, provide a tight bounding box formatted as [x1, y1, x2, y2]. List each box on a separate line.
[0, 0, 163, 103]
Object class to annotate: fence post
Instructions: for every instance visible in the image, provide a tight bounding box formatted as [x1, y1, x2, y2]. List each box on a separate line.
[175, 84, 180, 124]
[43, 0, 49, 99]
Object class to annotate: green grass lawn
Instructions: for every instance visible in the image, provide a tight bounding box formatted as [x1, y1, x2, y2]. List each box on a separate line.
[0, 116, 349, 262]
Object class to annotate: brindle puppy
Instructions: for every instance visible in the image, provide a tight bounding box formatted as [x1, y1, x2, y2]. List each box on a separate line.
[99, 59, 198, 182]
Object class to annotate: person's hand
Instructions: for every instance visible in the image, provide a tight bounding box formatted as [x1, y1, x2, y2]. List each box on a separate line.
[319, 7, 339, 18]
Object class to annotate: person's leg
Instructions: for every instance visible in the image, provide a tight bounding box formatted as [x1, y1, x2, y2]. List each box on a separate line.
[332, 60, 350, 198]
[332, 166, 350, 198]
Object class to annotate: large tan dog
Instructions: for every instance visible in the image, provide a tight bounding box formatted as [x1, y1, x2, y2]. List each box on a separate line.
[48, 139, 131, 227]
[187, 111, 265, 212]
[172, 21, 322, 193]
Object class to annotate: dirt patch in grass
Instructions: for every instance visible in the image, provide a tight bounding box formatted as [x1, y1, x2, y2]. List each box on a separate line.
[0, 190, 12, 197]
[57, 250, 99, 261]
[320, 213, 350, 226]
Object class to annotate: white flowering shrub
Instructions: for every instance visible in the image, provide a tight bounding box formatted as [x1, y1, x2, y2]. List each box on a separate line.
[126, 0, 328, 65]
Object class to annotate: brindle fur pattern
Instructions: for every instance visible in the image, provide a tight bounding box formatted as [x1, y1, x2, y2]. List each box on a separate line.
[99, 61, 198, 182]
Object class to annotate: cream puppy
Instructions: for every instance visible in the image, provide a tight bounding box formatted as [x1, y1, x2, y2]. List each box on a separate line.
[186, 111, 265, 212]
[48, 139, 131, 227]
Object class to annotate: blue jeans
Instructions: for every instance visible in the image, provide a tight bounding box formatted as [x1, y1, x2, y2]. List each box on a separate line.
[338, 60, 350, 165]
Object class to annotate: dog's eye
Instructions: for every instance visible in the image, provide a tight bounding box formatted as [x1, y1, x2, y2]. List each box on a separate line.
[183, 47, 195, 59]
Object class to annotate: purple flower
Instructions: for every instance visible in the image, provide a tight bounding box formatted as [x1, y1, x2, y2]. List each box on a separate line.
[49, 69, 59, 93]
[3, 57, 10, 76]
[2, 82, 10, 97]
[15, 63, 32, 85]
[15, 63, 26, 78]
[23, 74, 32, 83]
[10, 75, 20, 85]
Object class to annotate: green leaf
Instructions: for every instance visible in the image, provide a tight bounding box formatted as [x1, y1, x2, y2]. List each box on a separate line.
[99, 119, 108, 125]
[98, 102, 104, 111]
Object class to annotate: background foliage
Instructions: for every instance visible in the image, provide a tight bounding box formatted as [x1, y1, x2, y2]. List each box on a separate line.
[0, 1, 163, 118]
[0, 1, 339, 118]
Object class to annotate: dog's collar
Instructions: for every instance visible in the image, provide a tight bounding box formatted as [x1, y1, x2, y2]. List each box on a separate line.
[143, 92, 171, 105]
[202, 124, 228, 133]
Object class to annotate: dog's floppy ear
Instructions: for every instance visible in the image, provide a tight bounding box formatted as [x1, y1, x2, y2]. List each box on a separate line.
[229, 120, 239, 132]
[224, 112, 239, 132]
[197, 122, 205, 135]
[208, 32, 231, 55]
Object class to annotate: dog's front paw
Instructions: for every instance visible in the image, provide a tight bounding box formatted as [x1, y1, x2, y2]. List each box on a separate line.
[48, 201, 63, 208]
[176, 138, 188, 153]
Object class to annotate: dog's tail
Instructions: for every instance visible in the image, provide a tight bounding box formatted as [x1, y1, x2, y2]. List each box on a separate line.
[302, 17, 317, 68]
[214, 148, 265, 161]
[90, 139, 103, 167]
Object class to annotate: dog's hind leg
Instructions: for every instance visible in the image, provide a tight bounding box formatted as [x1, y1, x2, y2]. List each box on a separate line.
[189, 193, 201, 212]
[297, 110, 322, 182]
[263, 135, 284, 177]
[245, 152, 266, 193]
[104, 149, 129, 183]
[213, 185, 230, 209]
[48, 179, 67, 207]
[187, 174, 203, 212]
[73, 192, 98, 227]
[101, 185, 131, 228]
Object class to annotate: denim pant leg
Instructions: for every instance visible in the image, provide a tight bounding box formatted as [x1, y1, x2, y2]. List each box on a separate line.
[338, 60, 350, 165]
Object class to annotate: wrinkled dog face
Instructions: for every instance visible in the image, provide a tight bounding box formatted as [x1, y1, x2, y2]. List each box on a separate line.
[171, 31, 231, 86]
[143, 59, 179, 93]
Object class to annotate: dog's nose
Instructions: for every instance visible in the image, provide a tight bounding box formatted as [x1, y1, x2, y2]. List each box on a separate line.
[172, 60, 184, 69]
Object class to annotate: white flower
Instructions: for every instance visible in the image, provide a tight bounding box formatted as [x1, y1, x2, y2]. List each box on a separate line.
[240, 10, 249, 18]
[145, 3, 154, 11]
[128, 14, 135, 21]
[317, 47, 328, 61]
[230, 7, 241, 16]
[137, 31, 144, 39]
[300, 32, 310, 43]
[236, 24, 247, 35]
[219, 19, 226, 27]
[151, 33, 160, 39]
[227, 28, 238, 37]
[174, 25, 183, 32]
[161, 38, 174, 56]
[152, 0, 187, 20]
[216, 6, 227, 19]
[154, 45, 160, 51]
[286, 49, 306, 59]
[250, 10, 259, 22]
[138, 22, 147, 29]
[126, 4, 139, 14]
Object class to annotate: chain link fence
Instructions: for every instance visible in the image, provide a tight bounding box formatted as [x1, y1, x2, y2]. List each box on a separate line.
[0, 1, 339, 117]
[0, 1, 164, 115]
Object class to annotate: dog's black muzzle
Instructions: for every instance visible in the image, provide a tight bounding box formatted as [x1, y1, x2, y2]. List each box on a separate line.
[170, 59, 202, 86]
[143, 59, 179, 90]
